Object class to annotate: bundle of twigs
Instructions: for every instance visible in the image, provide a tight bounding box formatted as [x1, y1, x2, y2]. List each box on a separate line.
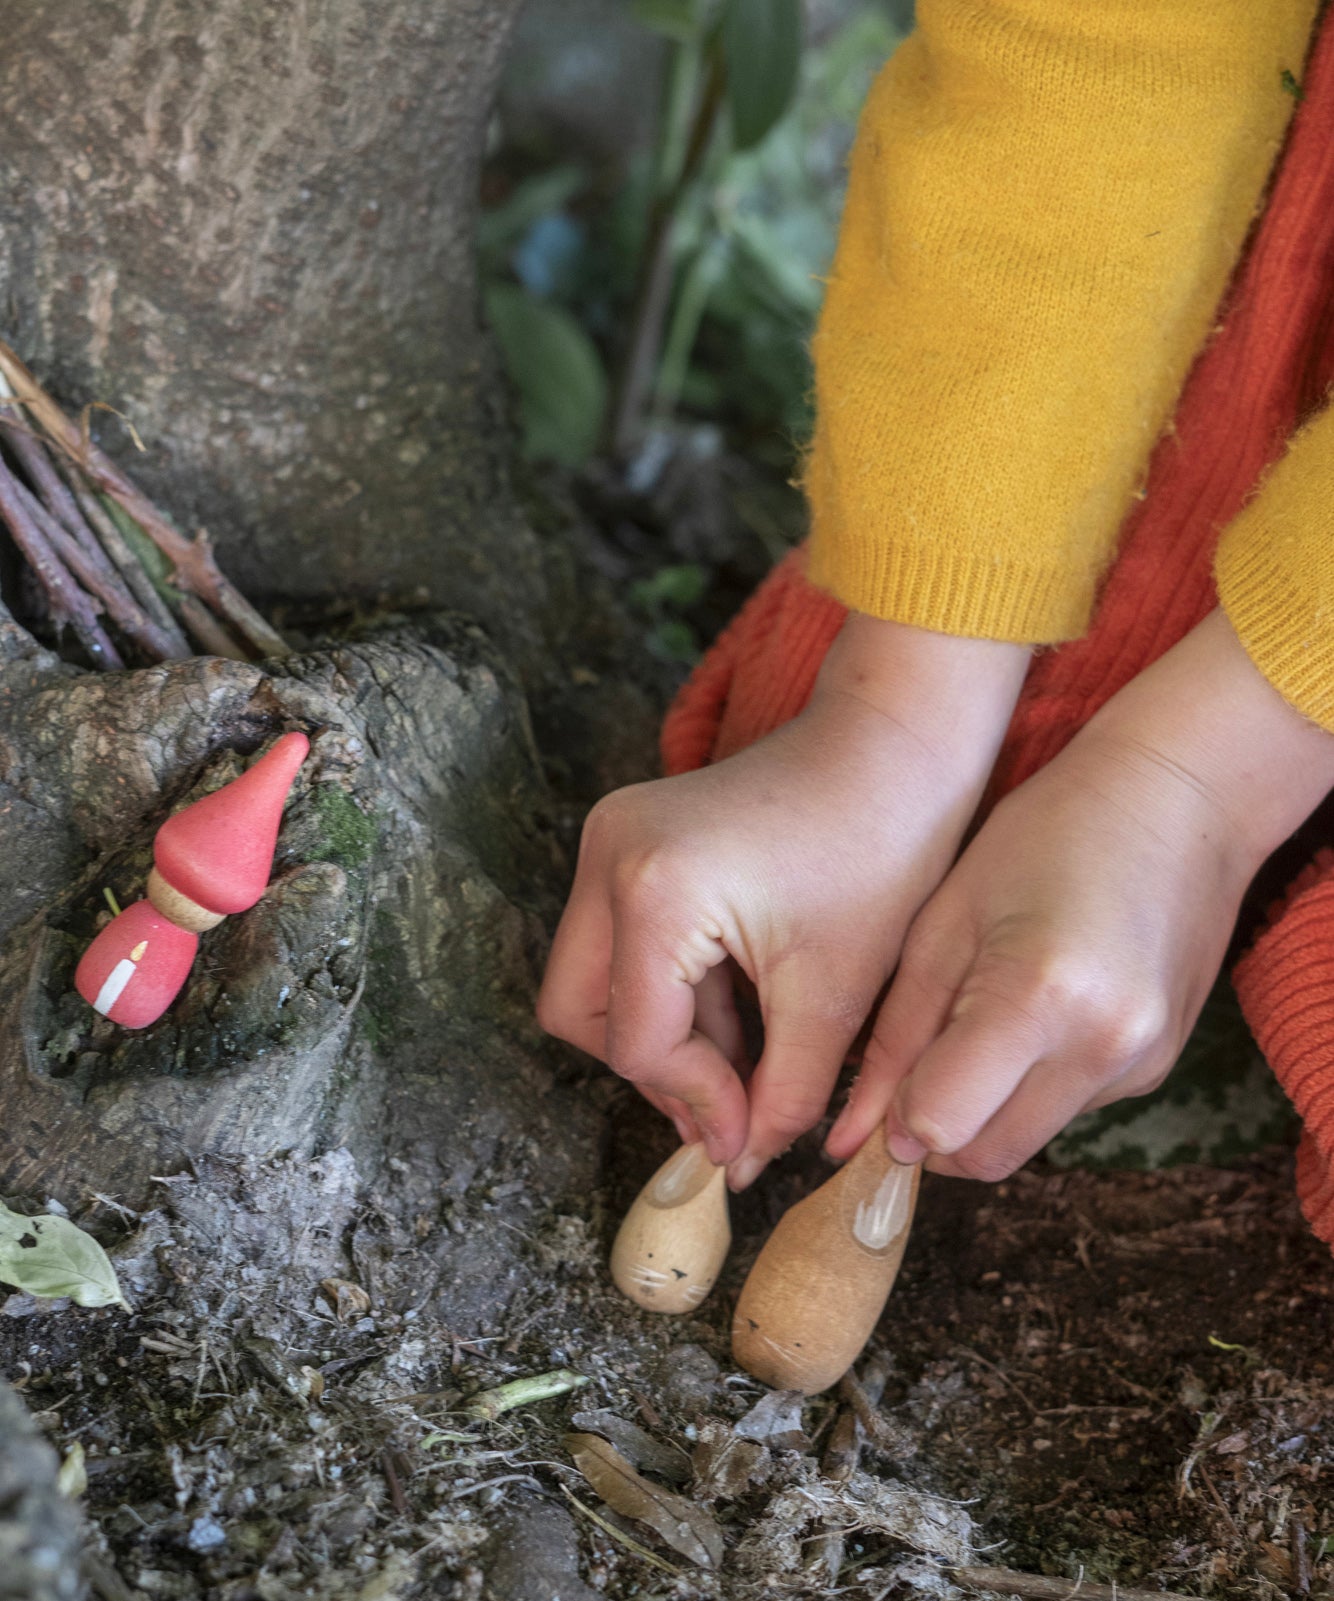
[0, 339, 287, 668]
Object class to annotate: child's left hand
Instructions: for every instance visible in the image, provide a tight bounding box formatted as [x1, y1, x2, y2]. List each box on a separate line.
[827, 609, 1334, 1181]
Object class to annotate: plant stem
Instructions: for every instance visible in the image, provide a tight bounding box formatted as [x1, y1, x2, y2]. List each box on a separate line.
[96, 494, 246, 660]
[609, 44, 726, 457]
[67, 478, 193, 657]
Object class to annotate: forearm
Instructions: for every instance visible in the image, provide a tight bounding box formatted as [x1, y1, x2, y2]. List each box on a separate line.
[813, 613, 1030, 765]
[1073, 609, 1334, 871]
[807, 0, 1317, 640]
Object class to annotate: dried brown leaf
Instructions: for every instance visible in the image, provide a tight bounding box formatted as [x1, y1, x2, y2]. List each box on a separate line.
[692, 1419, 771, 1501]
[320, 1277, 371, 1322]
[565, 1431, 724, 1570]
[570, 1408, 691, 1483]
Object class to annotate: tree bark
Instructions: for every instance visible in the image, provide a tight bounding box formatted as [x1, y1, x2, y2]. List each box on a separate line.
[0, 12, 658, 1597]
[0, 1379, 84, 1601]
[0, 0, 563, 652]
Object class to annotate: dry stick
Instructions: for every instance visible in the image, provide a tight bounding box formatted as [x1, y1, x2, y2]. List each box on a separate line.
[2, 415, 192, 658]
[66, 479, 194, 657]
[825, 1357, 891, 1482]
[88, 490, 247, 660]
[173, 592, 249, 661]
[1, 373, 194, 657]
[952, 1566, 1206, 1601]
[4, 465, 179, 662]
[0, 342, 288, 658]
[838, 1362, 916, 1457]
[1292, 1515, 1311, 1595]
[2, 416, 109, 565]
[0, 455, 122, 666]
[810, 1357, 891, 1586]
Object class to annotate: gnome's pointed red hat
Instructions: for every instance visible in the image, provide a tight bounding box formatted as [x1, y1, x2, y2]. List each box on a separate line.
[154, 731, 308, 916]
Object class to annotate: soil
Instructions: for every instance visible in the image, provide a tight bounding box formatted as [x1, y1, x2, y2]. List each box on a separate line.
[2, 444, 1331, 1601]
[2, 1098, 1330, 1600]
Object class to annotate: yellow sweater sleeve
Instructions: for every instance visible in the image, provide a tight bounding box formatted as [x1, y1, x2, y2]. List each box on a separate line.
[1216, 403, 1334, 732]
[806, 0, 1316, 641]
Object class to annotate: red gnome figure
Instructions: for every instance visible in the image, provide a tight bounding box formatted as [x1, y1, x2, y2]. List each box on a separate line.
[75, 731, 309, 1029]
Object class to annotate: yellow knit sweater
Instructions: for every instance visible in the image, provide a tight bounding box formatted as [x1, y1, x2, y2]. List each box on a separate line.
[806, 0, 1334, 731]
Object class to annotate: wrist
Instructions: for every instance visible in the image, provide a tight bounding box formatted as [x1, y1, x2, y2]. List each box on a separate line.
[1079, 610, 1334, 868]
[812, 613, 1031, 766]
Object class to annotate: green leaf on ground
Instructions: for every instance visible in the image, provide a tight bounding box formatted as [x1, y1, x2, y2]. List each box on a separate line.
[0, 1203, 129, 1309]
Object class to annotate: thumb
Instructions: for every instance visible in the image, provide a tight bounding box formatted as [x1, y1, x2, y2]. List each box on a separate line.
[727, 954, 882, 1190]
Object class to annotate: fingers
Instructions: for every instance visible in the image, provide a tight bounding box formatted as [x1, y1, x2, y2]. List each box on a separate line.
[886, 947, 1175, 1181]
[537, 870, 614, 1060]
[886, 983, 1054, 1164]
[694, 963, 749, 1074]
[922, 1038, 1169, 1180]
[825, 909, 970, 1161]
[540, 891, 704, 1144]
[640, 1087, 702, 1146]
[537, 797, 749, 1160]
[728, 957, 883, 1191]
[920, 1051, 1099, 1180]
[605, 913, 749, 1164]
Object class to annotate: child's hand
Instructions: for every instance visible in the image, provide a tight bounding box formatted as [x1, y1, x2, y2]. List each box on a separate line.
[828, 610, 1334, 1180]
[538, 616, 1029, 1180]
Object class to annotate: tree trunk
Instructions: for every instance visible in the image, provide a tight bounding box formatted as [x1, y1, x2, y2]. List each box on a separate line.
[0, 10, 657, 1597]
[0, 608, 602, 1219]
[0, 0, 564, 652]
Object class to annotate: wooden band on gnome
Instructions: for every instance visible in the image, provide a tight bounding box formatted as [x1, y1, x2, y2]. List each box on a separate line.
[147, 868, 226, 932]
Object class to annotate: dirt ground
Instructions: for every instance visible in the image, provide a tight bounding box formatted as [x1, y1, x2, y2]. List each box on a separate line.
[2, 1084, 1331, 1601]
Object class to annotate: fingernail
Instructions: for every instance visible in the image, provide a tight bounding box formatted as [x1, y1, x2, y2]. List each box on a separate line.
[727, 1152, 765, 1192]
[702, 1136, 733, 1169]
[887, 1130, 927, 1165]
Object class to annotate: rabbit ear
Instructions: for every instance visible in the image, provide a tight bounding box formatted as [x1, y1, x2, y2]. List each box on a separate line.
[611, 1143, 731, 1315]
[154, 731, 309, 916]
[75, 900, 198, 1029]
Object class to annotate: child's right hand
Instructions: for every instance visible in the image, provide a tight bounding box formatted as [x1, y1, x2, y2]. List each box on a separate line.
[537, 615, 1030, 1186]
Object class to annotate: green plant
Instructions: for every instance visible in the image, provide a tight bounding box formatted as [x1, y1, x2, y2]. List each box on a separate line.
[629, 561, 708, 662]
[483, 1, 910, 469]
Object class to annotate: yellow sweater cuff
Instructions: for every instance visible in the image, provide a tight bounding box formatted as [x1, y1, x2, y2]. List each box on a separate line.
[807, 0, 1315, 641]
[1216, 404, 1334, 734]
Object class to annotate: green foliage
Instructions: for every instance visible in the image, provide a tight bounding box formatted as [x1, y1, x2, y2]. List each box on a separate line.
[0, 1202, 128, 1308]
[631, 0, 707, 43]
[484, 285, 608, 467]
[721, 0, 802, 150]
[629, 563, 708, 662]
[484, 2, 910, 465]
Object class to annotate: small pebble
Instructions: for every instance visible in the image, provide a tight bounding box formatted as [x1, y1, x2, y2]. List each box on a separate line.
[187, 1516, 226, 1553]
